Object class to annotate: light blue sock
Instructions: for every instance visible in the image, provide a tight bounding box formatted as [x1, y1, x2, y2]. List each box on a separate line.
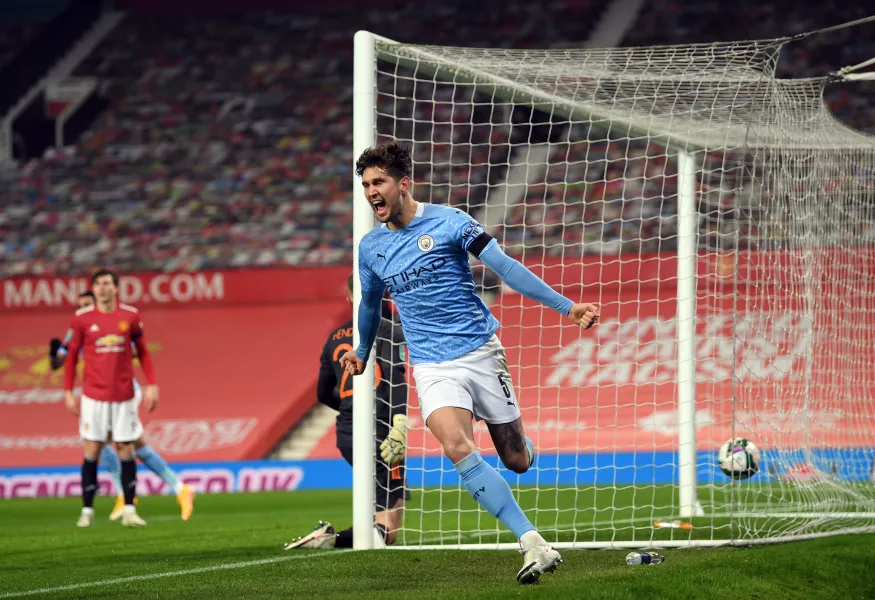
[136, 445, 182, 494]
[454, 451, 535, 539]
[100, 445, 123, 496]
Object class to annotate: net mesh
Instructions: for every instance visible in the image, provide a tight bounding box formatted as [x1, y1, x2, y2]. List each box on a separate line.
[367, 35, 875, 548]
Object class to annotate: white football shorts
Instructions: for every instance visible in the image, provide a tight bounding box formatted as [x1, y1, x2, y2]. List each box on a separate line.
[413, 335, 520, 426]
[79, 392, 143, 443]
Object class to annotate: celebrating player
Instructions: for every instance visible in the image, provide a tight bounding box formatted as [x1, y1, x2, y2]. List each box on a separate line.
[50, 291, 195, 522]
[285, 272, 409, 550]
[340, 142, 599, 584]
[64, 269, 157, 528]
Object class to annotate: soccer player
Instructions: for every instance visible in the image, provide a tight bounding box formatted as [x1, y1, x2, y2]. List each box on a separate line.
[50, 291, 195, 522]
[340, 142, 599, 584]
[285, 272, 409, 549]
[64, 269, 158, 528]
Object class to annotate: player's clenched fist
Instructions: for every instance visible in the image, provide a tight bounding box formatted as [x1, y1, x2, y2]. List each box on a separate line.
[339, 350, 365, 375]
[568, 303, 600, 330]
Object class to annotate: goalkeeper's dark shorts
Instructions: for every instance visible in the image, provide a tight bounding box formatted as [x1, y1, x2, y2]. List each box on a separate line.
[337, 437, 410, 512]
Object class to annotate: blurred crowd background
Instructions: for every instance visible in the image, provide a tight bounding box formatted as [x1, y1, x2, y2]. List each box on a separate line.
[0, 0, 873, 277]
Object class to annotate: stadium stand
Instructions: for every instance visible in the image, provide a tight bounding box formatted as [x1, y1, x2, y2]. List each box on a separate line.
[495, 0, 875, 259]
[0, 0, 872, 277]
[624, 0, 875, 134]
[0, 1, 605, 277]
[0, 21, 41, 71]
[0, 0, 102, 118]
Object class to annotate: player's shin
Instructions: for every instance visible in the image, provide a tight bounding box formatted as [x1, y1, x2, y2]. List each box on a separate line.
[453, 451, 535, 540]
[120, 456, 137, 505]
[100, 445, 123, 496]
[81, 456, 99, 508]
[135, 444, 183, 494]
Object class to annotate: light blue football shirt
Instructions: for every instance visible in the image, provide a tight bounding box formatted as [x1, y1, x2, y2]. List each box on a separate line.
[358, 203, 499, 364]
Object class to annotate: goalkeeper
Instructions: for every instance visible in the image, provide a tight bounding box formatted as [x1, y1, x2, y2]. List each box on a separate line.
[285, 272, 409, 549]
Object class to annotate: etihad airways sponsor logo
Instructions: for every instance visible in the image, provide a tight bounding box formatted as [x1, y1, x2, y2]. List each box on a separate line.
[381, 257, 447, 287]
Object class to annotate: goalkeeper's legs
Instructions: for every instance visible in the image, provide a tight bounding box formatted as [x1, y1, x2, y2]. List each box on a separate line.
[375, 502, 404, 545]
[329, 500, 404, 548]
[286, 442, 407, 549]
[374, 452, 407, 545]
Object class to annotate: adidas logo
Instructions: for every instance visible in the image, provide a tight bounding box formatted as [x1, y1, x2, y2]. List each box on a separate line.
[89, 324, 100, 332]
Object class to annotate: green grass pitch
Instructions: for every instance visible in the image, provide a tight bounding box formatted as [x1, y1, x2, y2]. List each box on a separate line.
[1, 489, 874, 599]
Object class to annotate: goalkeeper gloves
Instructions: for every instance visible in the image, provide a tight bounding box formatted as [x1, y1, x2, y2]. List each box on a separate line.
[380, 414, 408, 466]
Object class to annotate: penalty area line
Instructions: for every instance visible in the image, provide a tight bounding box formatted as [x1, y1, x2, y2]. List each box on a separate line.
[0, 548, 354, 599]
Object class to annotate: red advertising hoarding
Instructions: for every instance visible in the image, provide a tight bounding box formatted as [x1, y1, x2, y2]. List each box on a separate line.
[309, 249, 875, 458]
[3, 251, 873, 468]
[0, 267, 351, 467]
[0, 266, 348, 311]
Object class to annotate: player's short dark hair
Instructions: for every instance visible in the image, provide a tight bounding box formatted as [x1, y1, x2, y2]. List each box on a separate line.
[355, 141, 412, 180]
[91, 268, 119, 286]
[79, 291, 96, 300]
[347, 272, 354, 295]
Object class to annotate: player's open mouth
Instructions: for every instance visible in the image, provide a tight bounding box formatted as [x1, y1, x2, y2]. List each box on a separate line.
[371, 199, 388, 217]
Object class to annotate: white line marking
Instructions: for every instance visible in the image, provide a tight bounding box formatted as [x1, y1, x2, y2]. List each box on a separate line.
[0, 549, 353, 599]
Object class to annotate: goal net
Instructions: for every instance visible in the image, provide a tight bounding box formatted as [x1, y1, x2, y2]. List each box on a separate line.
[353, 32, 875, 549]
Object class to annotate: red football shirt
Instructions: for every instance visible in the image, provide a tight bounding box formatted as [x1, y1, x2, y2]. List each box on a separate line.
[64, 303, 157, 402]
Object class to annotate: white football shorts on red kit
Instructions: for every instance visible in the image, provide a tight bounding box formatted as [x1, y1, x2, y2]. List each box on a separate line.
[79, 390, 143, 443]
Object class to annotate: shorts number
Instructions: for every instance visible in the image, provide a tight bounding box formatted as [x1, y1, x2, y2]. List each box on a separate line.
[496, 373, 511, 399]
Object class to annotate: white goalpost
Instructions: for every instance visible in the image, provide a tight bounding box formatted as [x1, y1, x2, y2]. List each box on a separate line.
[352, 30, 875, 550]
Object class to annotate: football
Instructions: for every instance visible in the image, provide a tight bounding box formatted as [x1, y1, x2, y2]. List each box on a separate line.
[718, 438, 761, 480]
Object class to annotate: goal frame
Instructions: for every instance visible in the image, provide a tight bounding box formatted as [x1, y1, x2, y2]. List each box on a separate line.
[350, 29, 707, 550]
[350, 29, 875, 550]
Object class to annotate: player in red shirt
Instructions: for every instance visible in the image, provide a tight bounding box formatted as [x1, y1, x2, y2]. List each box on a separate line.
[51, 291, 195, 522]
[64, 269, 157, 527]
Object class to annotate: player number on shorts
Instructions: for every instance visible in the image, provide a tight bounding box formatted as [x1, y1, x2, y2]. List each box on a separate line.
[496, 373, 511, 399]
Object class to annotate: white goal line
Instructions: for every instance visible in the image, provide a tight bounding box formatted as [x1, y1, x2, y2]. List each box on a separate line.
[0, 549, 353, 600]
